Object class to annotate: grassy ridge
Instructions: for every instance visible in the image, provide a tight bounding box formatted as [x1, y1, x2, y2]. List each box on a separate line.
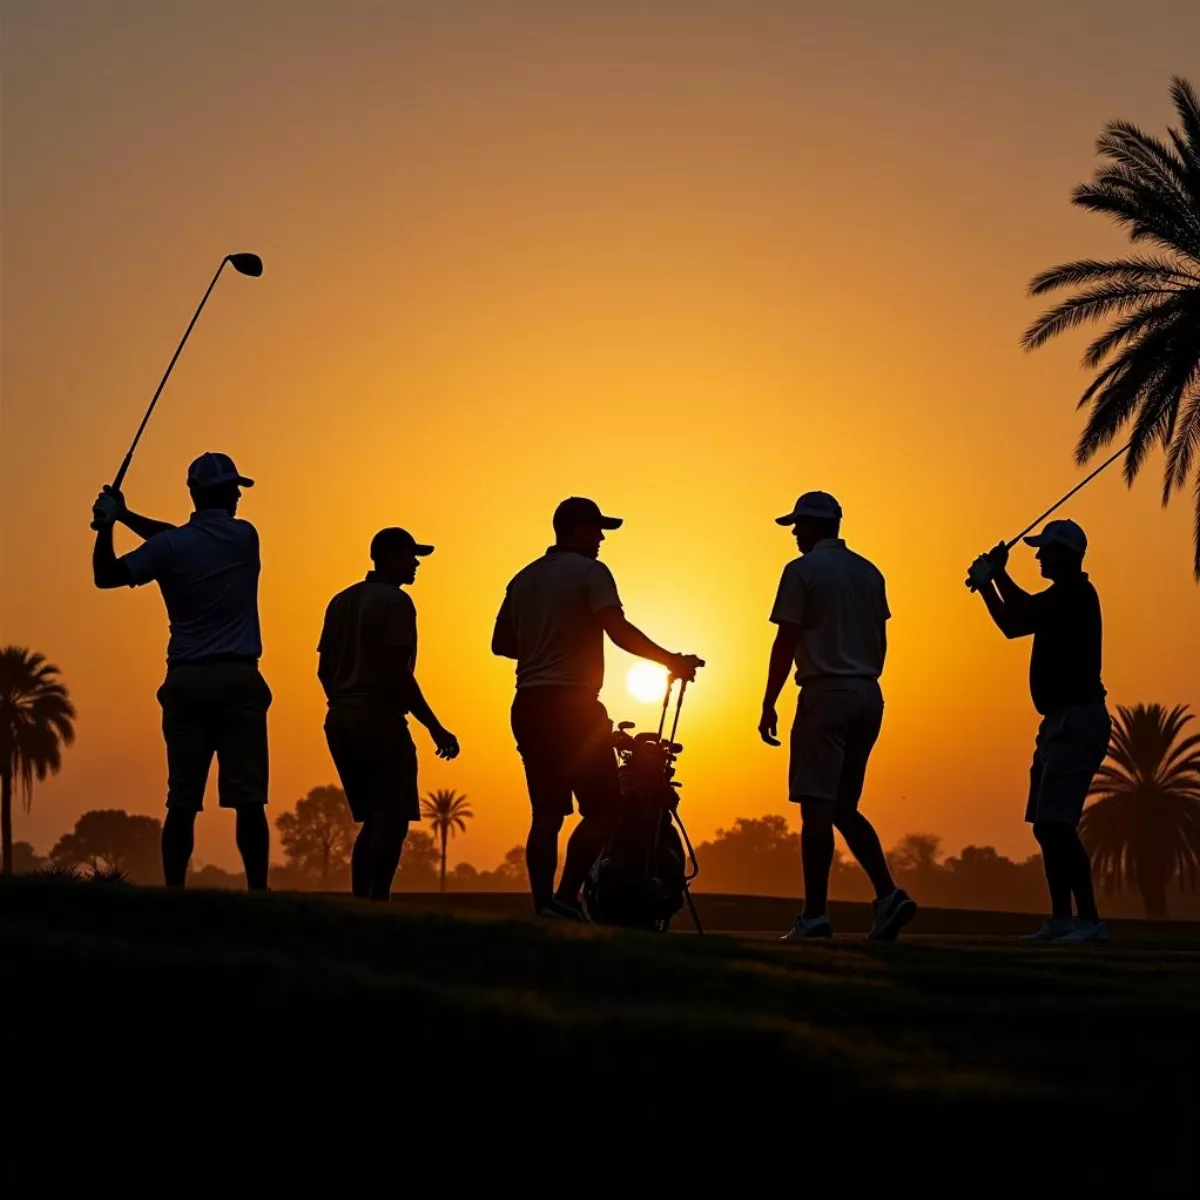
[2, 880, 1198, 1193]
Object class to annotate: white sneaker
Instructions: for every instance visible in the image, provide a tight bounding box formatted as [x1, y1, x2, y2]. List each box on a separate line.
[1057, 919, 1109, 945]
[868, 888, 918, 941]
[780, 915, 833, 941]
[1021, 918, 1075, 942]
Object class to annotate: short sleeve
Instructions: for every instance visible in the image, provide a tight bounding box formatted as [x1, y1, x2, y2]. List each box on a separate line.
[880, 575, 891, 621]
[585, 562, 622, 613]
[770, 562, 805, 626]
[121, 532, 172, 587]
[384, 595, 417, 649]
[495, 588, 514, 625]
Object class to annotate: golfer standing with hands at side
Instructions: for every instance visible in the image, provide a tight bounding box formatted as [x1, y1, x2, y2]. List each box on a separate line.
[91, 452, 272, 890]
[760, 491, 917, 941]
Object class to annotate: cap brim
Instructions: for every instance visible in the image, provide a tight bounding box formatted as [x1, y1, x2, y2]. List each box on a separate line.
[236, 476, 255, 488]
[1023, 534, 1049, 547]
[775, 512, 798, 526]
[599, 516, 623, 530]
[414, 544, 435, 556]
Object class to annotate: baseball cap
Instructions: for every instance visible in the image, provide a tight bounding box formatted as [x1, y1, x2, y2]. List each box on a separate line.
[1024, 519, 1087, 555]
[370, 528, 435, 559]
[775, 490, 843, 526]
[553, 497, 624, 533]
[187, 452, 254, 489]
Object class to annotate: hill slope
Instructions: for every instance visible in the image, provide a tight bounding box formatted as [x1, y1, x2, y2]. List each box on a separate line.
[2, 880, 1197, 1193]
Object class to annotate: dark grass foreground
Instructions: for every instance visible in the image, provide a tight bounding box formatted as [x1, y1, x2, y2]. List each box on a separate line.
[2, 880, 1198, 1194]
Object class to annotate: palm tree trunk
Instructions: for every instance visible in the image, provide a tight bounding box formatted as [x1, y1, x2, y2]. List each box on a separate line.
[439, 825, 447, 893]
[1, 766, 12, 877]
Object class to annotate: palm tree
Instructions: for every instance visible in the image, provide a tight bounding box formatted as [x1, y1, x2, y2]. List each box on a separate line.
[1022, 77, 1200, 577]
[1080, 703, 1200, 918]
[420, 789, 474, 893]
[0, 648, 76, 877]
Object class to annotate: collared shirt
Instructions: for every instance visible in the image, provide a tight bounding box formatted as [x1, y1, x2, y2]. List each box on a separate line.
[1017, 574, 1106, 716]
[122, 509, 262, 664]
[770, 538, 890, 684]
[318, 572, 417, 714]
[497, 548, 623, 692]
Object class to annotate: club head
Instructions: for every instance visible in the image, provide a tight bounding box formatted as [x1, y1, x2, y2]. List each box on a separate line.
[227, 252, 263, 278]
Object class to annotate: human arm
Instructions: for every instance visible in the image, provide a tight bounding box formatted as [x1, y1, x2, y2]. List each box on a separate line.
[387, 651, 459, 760]
[597, 608, 704, 681]
[93, 486, 175, 541]
[971, 543, 1036, 639]
[758, 622, 798, 746]
[491, 592, 518, 659]
[92, 522, 135, 589]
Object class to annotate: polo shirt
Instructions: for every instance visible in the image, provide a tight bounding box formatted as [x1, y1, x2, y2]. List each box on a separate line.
[318, 573, 418, 715]
[1017, 575, 1106, 716]
[497, 548, 623, 692]
[122, 509, 262, 664]
[770, 538, 890, 684]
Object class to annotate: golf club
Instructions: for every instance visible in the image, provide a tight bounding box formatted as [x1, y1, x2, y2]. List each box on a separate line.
[965, 440, 1131, 590]
[91, 252, 264, 528]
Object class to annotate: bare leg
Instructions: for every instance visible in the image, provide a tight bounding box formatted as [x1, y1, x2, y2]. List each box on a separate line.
[235, 806, 270, 892]
[799, 801, 835, 918]
[162, 809, 196, 888]
[369, 815, 409, 901]
[556, 813, 612, 906]
[835, 810, 896, 899]
[526, 811, 564, 913]
[1033, 823, 1075, 919]
[352, 821, 373, 898]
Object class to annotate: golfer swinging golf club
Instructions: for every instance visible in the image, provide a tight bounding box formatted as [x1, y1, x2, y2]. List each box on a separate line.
[760, 491, 916, 941]
[91, 452, 271, 889]
[492, 497, 704, 921]
[968, 520, 1111, 943]
[318, 528, 461, 901]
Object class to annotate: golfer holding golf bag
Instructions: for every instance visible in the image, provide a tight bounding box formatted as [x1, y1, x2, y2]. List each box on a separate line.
[92, 452, 271, 890]
[492, 497, 704, 921]
[760, 491, 917, 941]
[968, 521, 1111, 943]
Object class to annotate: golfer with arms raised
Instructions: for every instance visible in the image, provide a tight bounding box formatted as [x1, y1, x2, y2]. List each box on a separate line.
[969, 520, 1111, 943]
[760, 491, 916, 941]
[92, 452, 271, 889]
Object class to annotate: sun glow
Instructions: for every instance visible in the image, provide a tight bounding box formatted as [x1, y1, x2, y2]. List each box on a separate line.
[626, 661, 670, 705]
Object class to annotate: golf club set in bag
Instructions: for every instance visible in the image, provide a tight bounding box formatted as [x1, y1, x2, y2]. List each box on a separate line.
[585, 678, 704, 933]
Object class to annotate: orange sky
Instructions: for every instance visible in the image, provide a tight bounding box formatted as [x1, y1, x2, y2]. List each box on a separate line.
[2, 1, 1198, 875]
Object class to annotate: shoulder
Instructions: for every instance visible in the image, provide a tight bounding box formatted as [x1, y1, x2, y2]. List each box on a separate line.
[780, 555, 807, 582]
[586, 558, 618, 584]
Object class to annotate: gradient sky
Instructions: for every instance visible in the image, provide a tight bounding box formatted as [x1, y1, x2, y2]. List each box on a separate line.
[3, 0, 1198, 874]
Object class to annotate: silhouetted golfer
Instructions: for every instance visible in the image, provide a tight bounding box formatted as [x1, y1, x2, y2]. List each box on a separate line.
[760, 491, 916, 940]
[318, 528, 460, 900]
[969, 520, 1111, 943]
[91, 452, 271, 889]
[493, 497, 704, 920]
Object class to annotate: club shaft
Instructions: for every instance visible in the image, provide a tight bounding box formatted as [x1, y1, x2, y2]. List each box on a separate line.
[1003, 441, 1132, 550]
[111, 257, 230, 489]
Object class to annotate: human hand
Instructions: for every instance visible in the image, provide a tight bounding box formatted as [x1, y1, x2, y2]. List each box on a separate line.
[758, 704, 781, 747]
[668, 654, 705, 683]
[91, 485, 126, 530]
[965, 555, 994, 592]
[985, 541, 1009, 572]
[432, 726, 460, 761]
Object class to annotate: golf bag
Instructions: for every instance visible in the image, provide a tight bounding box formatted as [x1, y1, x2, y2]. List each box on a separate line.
[584, 679, 703, 933]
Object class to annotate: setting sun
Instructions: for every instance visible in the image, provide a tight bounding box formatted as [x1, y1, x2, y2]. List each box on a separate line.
[626, 661, 670, 705]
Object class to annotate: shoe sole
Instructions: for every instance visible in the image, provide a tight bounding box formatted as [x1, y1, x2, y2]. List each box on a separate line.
[781, 927, 833, 941]
[868, 898, 917, 942]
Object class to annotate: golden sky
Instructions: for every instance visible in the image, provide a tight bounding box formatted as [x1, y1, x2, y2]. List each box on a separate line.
[3, 1, 1198, 874]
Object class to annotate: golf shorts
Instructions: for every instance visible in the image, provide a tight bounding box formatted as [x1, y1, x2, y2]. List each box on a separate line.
[1025, 703, 1111, 826]
[789, 678, 884, 815]
[157, 660, 271, 810]
[324, 708, 420, 824]
[511, 686, 620, 819]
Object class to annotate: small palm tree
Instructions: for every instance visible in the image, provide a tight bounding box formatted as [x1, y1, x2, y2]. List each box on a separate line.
[420, 789, 474, 893]
[1080, 703, 1200, 918]
[0, 648, 76, 877]
[1022, 77, 1200, 577]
